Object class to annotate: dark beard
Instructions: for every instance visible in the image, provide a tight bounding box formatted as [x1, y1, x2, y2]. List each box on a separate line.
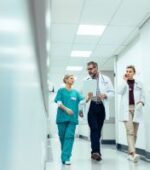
[91, 73, 98, 79]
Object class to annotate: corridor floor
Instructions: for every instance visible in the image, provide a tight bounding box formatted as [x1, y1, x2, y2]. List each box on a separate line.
[46, 138, 150, 170]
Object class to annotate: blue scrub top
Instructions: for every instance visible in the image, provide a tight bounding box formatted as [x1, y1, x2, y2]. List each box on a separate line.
[54, 87, 84, 124]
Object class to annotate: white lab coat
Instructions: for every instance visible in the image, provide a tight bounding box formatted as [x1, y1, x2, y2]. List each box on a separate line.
[80, 74, 114, 120]
[117, 79, 145, 123]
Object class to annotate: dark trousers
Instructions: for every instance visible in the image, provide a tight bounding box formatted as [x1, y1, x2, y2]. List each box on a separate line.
[88, 101, 105, 155]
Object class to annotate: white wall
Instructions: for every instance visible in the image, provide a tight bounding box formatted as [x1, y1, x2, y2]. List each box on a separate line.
[140, 19, 150, 153]
[48, 93, 58, 137]
[116, 19, 150, 154]
[11, 70, 47, 170]
[0, 1, 48, 170]
[0, 54, 48, 170]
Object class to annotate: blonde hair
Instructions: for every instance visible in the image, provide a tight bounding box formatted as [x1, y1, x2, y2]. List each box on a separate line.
[126, 65, 136, 73]
[63, 74, 74, 84]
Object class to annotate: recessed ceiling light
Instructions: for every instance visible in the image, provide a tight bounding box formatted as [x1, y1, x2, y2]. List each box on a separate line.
[71, 50, 92, 57]
[77, 25, 106, 36]
[74, 76, 77, 80]
[46, 10, 51, 28]
[66, 66, 83, 71]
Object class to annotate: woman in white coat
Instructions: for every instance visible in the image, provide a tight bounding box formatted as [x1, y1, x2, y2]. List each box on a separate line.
[118, 65, 145, 162]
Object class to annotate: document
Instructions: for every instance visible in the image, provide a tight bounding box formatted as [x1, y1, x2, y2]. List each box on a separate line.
[82, 79, 97, 97]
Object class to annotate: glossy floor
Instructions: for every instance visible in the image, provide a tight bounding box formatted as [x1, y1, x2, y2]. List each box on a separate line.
[46, 138, 150, 170]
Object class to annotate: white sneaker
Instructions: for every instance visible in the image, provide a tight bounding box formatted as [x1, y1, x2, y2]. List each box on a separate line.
[133, 154, 140, 163]
[128, 154, 139, 163]
[63, 161, 71, 165]
[128, 155, 134, 161]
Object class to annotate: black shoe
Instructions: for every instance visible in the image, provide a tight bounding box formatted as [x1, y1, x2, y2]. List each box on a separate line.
[91, 153, 102, 161]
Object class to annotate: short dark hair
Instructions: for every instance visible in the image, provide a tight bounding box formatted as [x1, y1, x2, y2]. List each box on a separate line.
[126, 65, 136, 73]
[87, 61, 98, 69]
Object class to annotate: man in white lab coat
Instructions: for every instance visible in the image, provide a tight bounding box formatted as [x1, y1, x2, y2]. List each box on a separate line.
[80, 61, 114, 161]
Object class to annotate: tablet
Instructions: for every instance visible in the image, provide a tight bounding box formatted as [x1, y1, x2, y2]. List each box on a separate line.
[82, 79, 97, 97]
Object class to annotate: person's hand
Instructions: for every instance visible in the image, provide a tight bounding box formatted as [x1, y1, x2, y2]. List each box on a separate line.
[66, 108, 73, 115]
[86, 92, 93, 103]
[79, 111, 84, 118]
[99, 93, 107, 100]
[136, 102, 143, 111]
[87, 92, 93, 99]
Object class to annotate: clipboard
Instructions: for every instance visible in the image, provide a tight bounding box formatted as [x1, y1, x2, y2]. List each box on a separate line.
[82, 79, 97, 97]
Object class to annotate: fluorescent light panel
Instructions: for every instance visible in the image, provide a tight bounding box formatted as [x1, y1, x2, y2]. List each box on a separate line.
[0, 18, 27, 33]
[46, 10, 51, 28]
[74, 76, 77, 80]
[66, 66, 83, 71]
[46, 41, 50, 52]
[71, 50, 92, 57]
[77, 25, 106, 36]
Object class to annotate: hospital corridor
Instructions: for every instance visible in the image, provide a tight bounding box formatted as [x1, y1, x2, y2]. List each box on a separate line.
[0, 0, 150, 170]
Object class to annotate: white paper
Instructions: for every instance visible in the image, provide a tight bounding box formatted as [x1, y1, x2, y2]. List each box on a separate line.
[82, 79, 97, 97]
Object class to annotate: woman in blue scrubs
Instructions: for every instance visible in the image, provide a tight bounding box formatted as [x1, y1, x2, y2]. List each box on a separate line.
[55, 74, 89, 165]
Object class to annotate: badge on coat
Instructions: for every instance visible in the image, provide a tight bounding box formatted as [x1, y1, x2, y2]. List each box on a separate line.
[71, 96, 77, 101]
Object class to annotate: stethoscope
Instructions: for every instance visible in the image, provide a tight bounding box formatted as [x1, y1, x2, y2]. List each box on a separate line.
[88, 73, 107, 86]
[87, 74, 108, 95]
[99, 74, 106, 85]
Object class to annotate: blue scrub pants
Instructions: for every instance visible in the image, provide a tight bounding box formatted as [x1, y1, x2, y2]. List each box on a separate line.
[57, 121, 76, 162]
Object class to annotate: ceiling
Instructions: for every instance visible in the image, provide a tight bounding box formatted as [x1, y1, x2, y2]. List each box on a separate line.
[49, 0, 150, 89]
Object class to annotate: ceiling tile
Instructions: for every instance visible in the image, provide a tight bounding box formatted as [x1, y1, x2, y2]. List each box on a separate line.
[67, 58, 88, 66]
[99, 26, 135, 45]
[51, 43, 72, 57]
[111, 0, 150, 26]
[50, 58, 68, 67]
[51, 0, 84, 24]
[72, 43, 96, 51]
[80, 0, 122, 24]
[75, 35, 100, 44]
[93, 45, 124, 58]
[51, 24, 78, 43]
[49, 66, 65, 74]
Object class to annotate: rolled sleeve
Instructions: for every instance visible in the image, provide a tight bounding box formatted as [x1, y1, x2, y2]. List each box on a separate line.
[54, 89, 62, 103]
